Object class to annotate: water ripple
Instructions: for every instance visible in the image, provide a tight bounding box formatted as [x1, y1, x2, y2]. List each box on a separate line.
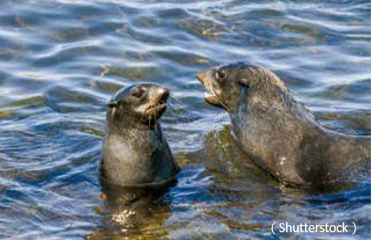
[0, 0, 370, 239]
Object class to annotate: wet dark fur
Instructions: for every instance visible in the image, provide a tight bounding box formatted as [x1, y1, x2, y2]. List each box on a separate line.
[101, 83, 179, 187]
[198, 63, 371, 188]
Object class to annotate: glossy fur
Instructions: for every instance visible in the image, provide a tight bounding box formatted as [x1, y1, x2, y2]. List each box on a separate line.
[198, 63, 370, 187]
[101, 83, 179, 187]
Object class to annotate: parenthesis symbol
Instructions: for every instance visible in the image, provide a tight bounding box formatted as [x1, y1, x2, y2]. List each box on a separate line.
[352, 222, 356, 235]
[271, 222, 276, 235]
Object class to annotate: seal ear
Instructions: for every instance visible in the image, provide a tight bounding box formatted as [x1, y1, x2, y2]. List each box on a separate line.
[238, 78, 250, 88]
[106, 101, 118, 108]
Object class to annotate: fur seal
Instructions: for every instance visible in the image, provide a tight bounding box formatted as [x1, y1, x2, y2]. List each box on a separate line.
[100, 83, 179, 187]
[197, 63, 370, 187]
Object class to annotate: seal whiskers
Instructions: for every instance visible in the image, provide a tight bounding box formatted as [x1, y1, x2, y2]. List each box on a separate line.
[168, 97, 192, 124]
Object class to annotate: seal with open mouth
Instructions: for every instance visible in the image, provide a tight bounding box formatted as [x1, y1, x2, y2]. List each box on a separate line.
[100, 83, 180, 187]
[198, 63, 370, 188]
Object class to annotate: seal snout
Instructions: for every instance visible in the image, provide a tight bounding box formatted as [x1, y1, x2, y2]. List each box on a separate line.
[197, 69, 214, 93]
[151, 86, 169, 106]
[157, 87, 170, 104]
[146, 86, 169, 117]
[197, 69, 212, 85]
[197, 68, 225, 108]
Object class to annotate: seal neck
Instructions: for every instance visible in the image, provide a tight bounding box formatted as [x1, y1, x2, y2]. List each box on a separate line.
[106, 121, 161, 136]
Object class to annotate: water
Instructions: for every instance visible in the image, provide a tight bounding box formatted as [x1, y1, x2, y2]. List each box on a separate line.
[0, 0, 370, 239]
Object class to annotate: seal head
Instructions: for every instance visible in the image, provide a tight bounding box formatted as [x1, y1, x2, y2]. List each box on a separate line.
[107, 83, 169, 130]
[197, 62, 294, 114]
[101, 83, 179, 187]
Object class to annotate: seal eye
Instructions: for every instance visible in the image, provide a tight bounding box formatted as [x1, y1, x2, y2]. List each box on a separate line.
[215, 70, 225, 79]
[107, 101, 118, 108]
[238, 78, 250, 88]
[131, 87, 145, 99]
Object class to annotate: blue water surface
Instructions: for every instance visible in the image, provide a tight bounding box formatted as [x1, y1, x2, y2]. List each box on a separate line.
[0, 0, 370, 239]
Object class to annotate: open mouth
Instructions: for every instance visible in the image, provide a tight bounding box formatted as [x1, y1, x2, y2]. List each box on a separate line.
[146, 96, 168, 118]
[146, 87, 169, 117]
[146, 101, 167, 116]
[197, 73, 222, 107]
[203, 88, 220, 106]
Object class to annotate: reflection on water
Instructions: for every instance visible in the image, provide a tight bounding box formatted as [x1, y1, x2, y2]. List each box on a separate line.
[0, 0, 370, 239]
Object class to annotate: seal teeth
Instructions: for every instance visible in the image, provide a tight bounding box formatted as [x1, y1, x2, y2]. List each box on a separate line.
[146, 101, 167, 113]
[204, 91, 216, 98]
